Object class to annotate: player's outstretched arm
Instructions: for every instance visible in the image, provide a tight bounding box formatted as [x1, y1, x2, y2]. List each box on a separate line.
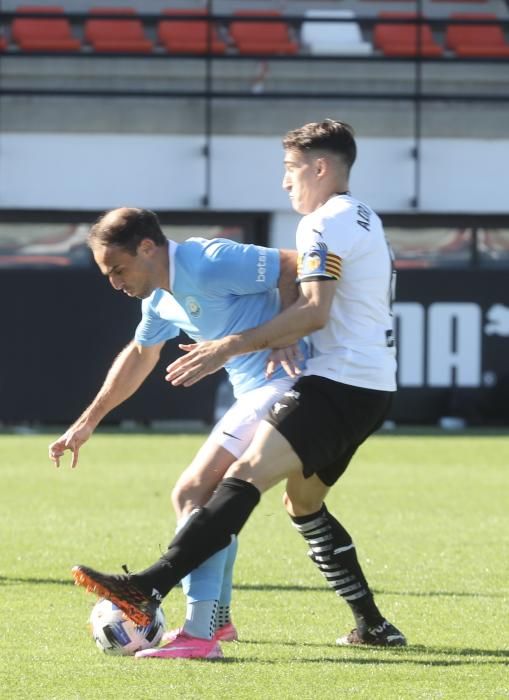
[48, 340, 163, 468]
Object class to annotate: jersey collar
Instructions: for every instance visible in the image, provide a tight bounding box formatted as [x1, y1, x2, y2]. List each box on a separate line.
[168, 239, 178, 294]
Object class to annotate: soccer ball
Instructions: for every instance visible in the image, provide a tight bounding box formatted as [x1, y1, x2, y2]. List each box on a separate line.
[89, 598, 166, 656]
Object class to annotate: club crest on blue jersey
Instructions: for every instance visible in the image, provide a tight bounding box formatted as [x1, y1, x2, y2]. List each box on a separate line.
[185, 296, 202, 318]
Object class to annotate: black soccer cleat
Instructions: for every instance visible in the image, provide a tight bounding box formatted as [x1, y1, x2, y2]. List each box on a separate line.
[336, 619, 407, 647]
[72, 564, 160, 627]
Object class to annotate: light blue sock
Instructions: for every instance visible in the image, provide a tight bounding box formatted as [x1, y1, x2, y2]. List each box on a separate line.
[175, 513, 229, 639]
[179, 545, 228, 639]
[216, 535, 238, 629]
[177, 512, 229, 604]
[180, 546, 228, 603]
[183, 600, 218, 640]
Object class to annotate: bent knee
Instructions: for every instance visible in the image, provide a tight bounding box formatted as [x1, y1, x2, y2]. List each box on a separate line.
[225, 457, 276, 493]
[226, 458, 254, 482]
[171, 476, 198, 514]
[283, 490, 305, 517]
[283, 489, 324, 518]
[171, 482, 185, 513]
[283, 491, 306, 518]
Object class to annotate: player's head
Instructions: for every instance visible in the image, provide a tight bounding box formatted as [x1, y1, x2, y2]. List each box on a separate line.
[282, 119, 356, 215]
[88, 207, 168, 299]
[88, 207, 166, 253]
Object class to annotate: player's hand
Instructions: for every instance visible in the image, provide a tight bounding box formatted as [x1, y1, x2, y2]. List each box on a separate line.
[165, 339, 230, 387]
[266, 345, 303, 379]
[48, 423, 93, 469]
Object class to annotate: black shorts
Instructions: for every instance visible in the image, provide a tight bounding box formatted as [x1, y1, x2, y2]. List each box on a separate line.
[266, 375, 393, 487]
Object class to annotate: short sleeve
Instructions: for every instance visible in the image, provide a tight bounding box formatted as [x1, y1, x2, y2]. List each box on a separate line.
[134, 299, 179, 346]
[200, 240, 281, 295]
[296, 218, 342, 283]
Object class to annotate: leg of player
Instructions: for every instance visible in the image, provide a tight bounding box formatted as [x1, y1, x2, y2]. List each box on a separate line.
[164, 453, 239, 646]
[284, 471, 406, 647]
[140, 438, 236, 660]
[215, 534, 239, 641]
[133, 380, 292, 659]
[132, 420, 304, 593]
[171, 439, 239, 645]
[72, 420, 301, 631]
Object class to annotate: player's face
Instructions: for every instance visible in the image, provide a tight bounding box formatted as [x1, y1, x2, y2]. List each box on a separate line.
[93, 242, 156, 299]
[282, 149, 324, 215]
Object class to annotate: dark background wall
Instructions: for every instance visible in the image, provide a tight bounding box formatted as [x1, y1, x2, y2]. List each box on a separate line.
[2, 266, 508, 426]
[391, 269, 509, 425]
[1, 265, 222, 425]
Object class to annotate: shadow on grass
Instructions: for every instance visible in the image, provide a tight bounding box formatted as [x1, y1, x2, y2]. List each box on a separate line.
[299, 656, 507, 667]
[238, 640, 509, 665]
[1, 576, 504, 602]
[410, 645, 509, 659]
[0, 575, 74, 586]
[215, 654, 507, 668]
[239, 638, 509, 662]
[376, 589, 508, 599]
[236, 583, 505, 599]
[1, 573, 507, 668]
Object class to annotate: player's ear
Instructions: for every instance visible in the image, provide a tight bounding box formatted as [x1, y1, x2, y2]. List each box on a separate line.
[138, 238, 156, 256]
[315, 157, 326, 177]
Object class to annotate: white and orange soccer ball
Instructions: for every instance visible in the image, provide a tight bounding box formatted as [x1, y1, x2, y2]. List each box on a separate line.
[89, 598, 166, 656]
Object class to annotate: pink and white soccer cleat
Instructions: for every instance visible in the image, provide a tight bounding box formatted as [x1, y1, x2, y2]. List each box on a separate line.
[161, 621, 238, 644]
[135, 630, 223, 660]
[215, 622, 238, 642]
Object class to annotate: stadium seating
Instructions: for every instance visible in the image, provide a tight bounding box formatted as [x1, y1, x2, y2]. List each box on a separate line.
[374, 12, 444, 56]
[300, 9, 372, 55]
[11, 5, 81, 52]
[445, 13, 509, 56]
[157, 8, 226, 54]
[229, 10, 298, 55]
[84, 7, 153, 53]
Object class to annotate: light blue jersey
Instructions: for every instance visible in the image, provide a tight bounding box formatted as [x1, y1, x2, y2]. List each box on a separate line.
[135, 238, 306, 397]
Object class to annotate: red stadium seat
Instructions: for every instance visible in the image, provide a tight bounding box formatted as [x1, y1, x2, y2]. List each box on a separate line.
[85, 7, 153, 53]
[446, 13, 509, 57]
[229, 9, 298, 55]
[12, 5, 81, 52]
[157, 8, 226, 54]
[374, 12, 443, 56]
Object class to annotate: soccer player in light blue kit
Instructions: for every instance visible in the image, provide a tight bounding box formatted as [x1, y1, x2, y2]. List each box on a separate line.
[49, 206, 305, 659]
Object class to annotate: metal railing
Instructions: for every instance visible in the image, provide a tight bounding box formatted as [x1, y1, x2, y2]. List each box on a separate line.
[1, 4, 508, 208]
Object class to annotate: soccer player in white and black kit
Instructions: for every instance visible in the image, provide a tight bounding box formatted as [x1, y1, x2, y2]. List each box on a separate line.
[73, 119, 407, 652]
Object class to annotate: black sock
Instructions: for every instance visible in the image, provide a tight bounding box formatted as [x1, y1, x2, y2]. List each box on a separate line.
[133, 478, 260, 598]
[291, 504, 384, 633]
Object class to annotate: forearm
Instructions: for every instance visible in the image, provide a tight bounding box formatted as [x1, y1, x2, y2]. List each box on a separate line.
[222, 295, 319, 358]
[165, 280, 335, 388]
[76, 340, 161, 429]
[218, 278, 336, 360]
[277, 249, 299, 312]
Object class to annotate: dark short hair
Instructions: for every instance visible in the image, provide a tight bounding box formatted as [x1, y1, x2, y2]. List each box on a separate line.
[88, 207, 167, 255]
[283, 119, 357, 172]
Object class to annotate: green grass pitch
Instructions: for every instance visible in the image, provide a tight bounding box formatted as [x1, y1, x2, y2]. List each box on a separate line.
[0, 432, 508, 699]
